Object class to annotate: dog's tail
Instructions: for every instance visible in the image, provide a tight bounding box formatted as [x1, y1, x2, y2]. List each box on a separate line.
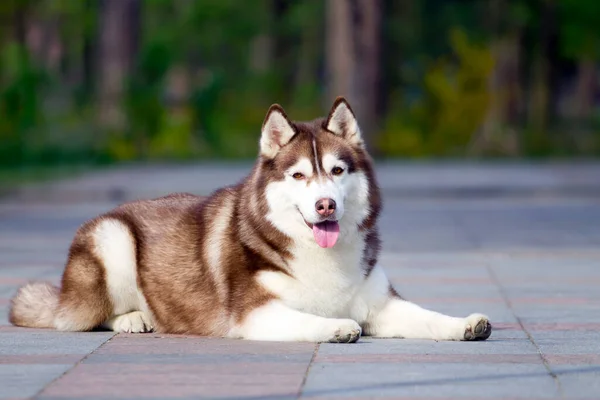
[9, 282, 59, 328]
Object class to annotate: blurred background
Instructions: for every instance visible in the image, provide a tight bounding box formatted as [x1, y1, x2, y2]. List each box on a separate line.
[1, 0, 600, 180]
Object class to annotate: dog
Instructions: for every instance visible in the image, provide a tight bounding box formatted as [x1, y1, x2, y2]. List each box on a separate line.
[9, 97, 492, 343]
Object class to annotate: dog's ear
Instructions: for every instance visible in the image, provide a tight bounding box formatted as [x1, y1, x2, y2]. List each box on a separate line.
[260, 104, 296, 159]
[325, 97, 363, 147]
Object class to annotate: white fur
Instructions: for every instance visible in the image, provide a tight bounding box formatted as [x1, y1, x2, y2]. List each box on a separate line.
[312, 139, 322, 176]
[368, 297, 465, 340]
[254, 260, 488, 341]
[259, 152, 374, 320]
[102, 311, 153, 333]
[92, 219, 153, 330]
[287, 158, 314, 179]
[53, 312, 81, 331]
[321, 153, 346, 174]
[205, 195, 233, 302]
[230, 300, 361, 342]
[256, 237, 366, 319]
[255, 150, 377, 325]
[352, 264, 394, 325]
[368, 292, 489, 340]
[265, 153, 370, 245]
[260, 109, 296, 158]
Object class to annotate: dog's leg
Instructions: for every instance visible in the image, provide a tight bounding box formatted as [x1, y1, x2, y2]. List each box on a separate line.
[102, 311, 154, 333]
[235, 301, 362, 343]
[368, 296, 492, 341]
[360, 266, 491, 341]
[54, 218, 151, 332]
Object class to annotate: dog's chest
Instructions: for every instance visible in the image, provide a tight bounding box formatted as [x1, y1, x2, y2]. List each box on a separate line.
[257, 242, 367, 318]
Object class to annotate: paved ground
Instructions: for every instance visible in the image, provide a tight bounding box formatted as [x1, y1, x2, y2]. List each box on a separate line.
[1, 162, 600, 399]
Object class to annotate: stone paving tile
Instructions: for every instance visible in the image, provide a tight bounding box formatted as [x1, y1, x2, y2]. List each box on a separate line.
[527, 331, 600, 355]
[379, 252, 510, 266]
[0, 255, 66, 268]
[301, 362, 559, 398]
[0, 354, 84, 364]
[0, 238, 72, 254]
[302, 397, 588, 400]
[0, 266, 57, 278]
[0, 285, 19, 298]
[93, 334, 316, 355]
[38, 335, 316, 399]
[39, 363, 306, 399]
[0, 328, 110, 397]
[500, 287, 600, 301]
[0, 330, 114, 355]
[553, 365, 600, 399]
[318, 337, 537, 357]
[510, 305, 600, 324]
[393, 285, 503, 300]
[524, 322, 600, 332]
[0, 309, 10, 325]
[383, 236, 478, 253]
[492, 264, 600, 278]
[0, 364, 74, 399]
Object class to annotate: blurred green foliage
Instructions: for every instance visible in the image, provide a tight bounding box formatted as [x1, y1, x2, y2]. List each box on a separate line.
[380, 30, 494, 156]
[1, 0, 600, 170]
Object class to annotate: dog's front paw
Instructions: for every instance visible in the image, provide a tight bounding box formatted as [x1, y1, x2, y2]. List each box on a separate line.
[320, 319, 362, 343]
[463, 313, 492, 341]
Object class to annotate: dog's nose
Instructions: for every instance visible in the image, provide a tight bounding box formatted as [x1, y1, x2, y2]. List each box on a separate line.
[315, 198, 336, 216]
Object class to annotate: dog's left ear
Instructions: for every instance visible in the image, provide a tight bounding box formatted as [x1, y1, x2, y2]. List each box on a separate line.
[325, 97, 363, 147]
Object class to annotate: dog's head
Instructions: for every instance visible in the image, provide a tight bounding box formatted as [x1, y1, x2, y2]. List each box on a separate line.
[255, 97, 381, 249]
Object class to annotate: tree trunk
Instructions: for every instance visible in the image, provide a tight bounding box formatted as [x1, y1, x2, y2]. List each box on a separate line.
[325, 0, 380, 152]
[250, 34, 272, 75]
[97, 0, 140, 130]
[568, 58, 597, 152]
[528, 0, 557, 136]
[290, 4, 322, 112]
[325, 0, 355, 106]
[13, 2, 27, 46]
[573, 58, 597, 121]
[355, 0, 381, 152]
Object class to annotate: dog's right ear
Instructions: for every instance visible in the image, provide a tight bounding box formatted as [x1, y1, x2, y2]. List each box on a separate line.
[260, 104, 296, 159]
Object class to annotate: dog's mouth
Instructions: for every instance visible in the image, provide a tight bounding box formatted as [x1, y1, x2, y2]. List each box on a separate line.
[303, 218, 340, 249]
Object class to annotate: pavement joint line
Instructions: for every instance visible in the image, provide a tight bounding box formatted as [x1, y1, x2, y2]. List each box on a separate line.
[289, 367, 574, 399]
[31, 332, 117, 399]
[297, 342, 320, 399]
[486, 263, 565, 398]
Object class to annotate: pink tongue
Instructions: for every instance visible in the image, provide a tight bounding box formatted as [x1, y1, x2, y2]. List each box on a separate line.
[312, 221, 340, 248]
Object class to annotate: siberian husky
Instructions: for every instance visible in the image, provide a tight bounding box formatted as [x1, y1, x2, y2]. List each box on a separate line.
[10, 98, 492, 343]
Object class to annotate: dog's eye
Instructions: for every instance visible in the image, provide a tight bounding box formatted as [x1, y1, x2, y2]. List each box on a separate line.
[331, 167, 344, 176]
[292, 172, 305, 180]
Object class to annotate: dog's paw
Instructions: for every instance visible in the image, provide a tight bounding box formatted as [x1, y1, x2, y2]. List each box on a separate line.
[463, 313, 492, 341]
[322, 319, 362, 343]
[105, 311, 154, 333]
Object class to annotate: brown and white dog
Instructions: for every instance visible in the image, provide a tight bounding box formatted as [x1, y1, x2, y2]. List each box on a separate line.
[9, 98, 492, 343]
